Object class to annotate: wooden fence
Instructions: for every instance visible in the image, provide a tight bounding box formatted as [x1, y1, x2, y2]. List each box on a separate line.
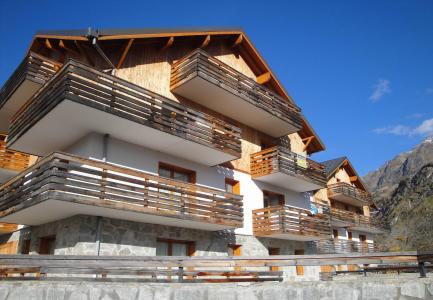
[0, 52, 61, 108]
[170, 48, 302, 131]
[0, 135, 31, 172]
[328, 182, 372, 204]
[250, 146, 327, 187]
[252, 205, 331, 239]
[8, 59, 241, 158]
[0, 251, 431, 282]
[0, 152, 243, 228]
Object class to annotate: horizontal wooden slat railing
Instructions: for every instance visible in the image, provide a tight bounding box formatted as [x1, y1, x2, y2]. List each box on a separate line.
[0, 52, 61, 108]
[170, 49, 303, 130]
[315, 239, 379, 254]
[250, 146, 327, 187]
[0, 251, 431, 282]
[7, 59, 241, 158]
[252, 205, 332, 238]
[0, 152, 243, 228]
[0, 135, 31, 172]
[327, 182, 372, 204]
[329, 207, 387, 231]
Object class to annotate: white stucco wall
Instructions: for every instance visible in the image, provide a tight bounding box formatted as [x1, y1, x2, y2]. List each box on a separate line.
[65, 133, 313, 236]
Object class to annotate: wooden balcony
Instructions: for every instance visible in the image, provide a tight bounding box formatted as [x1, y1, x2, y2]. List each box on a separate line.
[0, 152, 243, 230]
[330, 207, 387, 234]
[252, 205, 331, 241]
[250, 147, 327, 192]
[7, 60, 241, 166]
[328, 182, 372, 207]
[315, 239, 378, 254]
[0, 52, 61, 132]
[170, 49, 302, 137]
[0, 135, 32, 183]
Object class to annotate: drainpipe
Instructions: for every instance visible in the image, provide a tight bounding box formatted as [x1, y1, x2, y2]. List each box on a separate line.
[95, 216, 102, 256]
[102, 133, 110, 162]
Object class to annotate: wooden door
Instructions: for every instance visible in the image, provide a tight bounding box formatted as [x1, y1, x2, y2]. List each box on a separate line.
[39, 236, 56, 255]
[229, 245, 242, 272]
[295, 249, 304, 275]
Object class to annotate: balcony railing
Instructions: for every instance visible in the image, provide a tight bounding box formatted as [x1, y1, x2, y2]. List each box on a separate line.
[328, 182, 372, 206]
[250, 146, 327, 191]
[0, 135, 31, 173]
[170, 49, 302, 137]
[329, 207, 387, 233]
[315, 239, 378, 254]
[7, 59, 241, 165]
[0, 52, 61, 109]
[252, 205, 331, 241]
[0, 152, 243, 229]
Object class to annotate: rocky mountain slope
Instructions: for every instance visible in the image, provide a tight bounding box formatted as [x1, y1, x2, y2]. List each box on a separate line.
[363, 137, 433, 251]
[364, 137, 433, 199]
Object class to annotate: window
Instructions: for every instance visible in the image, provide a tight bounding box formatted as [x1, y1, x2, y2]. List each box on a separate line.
[348, 231, 353, 240]
[156, 238, 195, 256]
[39, 236, 56, 255]
[21, 239, 31, 254]
[158, 162, 196, 183]
[263, 190, 284, 208]
[228, 244, 242, 256]
[333, 229, 339, 239]
[359, 235, 367, 243]
[225, 178, 240, 195]
[295, 249, 305, 275]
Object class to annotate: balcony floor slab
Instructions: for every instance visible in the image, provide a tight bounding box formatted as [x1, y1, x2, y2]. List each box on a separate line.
[253, 172, 324, 192]
[0, 199, 233, 231]
[9, 100, 238, 166]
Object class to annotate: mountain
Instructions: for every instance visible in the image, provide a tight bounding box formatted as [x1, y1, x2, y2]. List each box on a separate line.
[364, 137, 433, 199]
[363, 137, 433, 251]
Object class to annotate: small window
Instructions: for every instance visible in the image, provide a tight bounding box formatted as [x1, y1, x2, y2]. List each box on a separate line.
[158, 162, 196, 183]
[333, 229, 339, 239]
[225, 178, 240, 195]
[359, 235, 367, 242]
[228, 244, 242, 256]
[263, 190, 284, 208]
[156, 238, 195, 256]
[347, 231, 353, 240]
[39, 236, 56, 255]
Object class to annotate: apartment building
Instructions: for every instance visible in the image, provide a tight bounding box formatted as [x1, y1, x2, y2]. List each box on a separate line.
[0, 28, 380, 278]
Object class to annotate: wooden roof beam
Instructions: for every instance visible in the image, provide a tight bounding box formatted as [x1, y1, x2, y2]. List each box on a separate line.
[200, 35, 211, 48]
[116, 39, 134, 69]
[302, 136, 315, 151]
[162, 37, 174, 50]
[74, 41, 95, 67]
[58, 40, 80, 56]
[349, 176, 358, 182]
[256, 72, 272, 85]
[232, 34, 243, 48]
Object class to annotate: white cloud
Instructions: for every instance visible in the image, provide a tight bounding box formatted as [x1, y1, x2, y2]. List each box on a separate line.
[369, 79, 391, 102]
[373, 118, 433, 137]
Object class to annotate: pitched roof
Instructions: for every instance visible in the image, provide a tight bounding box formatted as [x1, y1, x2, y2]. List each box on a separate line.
[28, 27, 325, 153]
[321, 157, 348, 178]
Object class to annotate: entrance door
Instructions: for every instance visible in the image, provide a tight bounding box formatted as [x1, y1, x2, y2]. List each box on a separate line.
[268, 247, 280, 271]
[295, 249, 304, 275]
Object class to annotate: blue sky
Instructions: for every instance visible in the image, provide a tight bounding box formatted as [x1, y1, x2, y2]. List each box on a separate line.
[1, 0, 432, 175]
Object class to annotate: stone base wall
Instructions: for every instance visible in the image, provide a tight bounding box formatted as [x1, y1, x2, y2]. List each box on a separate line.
[0, 215, 320, 281]
[0, 277, 431, 300]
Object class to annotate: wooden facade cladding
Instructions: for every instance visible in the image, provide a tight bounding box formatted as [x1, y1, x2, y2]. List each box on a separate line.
[314, 239, 378, 254]
[329, 207, 387, 234]
[7, 59, 242, 162]
[170, 49, 303, 137]
[0, 135, 31, 173]
[250, 146, 327, 191]
[0, 152, 243, 229]
[327, 182, 372, 207]
[252, 205, 331, 241]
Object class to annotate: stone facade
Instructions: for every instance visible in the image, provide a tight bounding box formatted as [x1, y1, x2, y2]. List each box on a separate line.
[0, 277, 432, 300]
[1, 215, 320, 281]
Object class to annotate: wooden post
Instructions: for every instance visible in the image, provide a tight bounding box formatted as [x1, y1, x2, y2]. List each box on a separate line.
[178, 266, 184, 283]
[418, 262, 426, 278]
